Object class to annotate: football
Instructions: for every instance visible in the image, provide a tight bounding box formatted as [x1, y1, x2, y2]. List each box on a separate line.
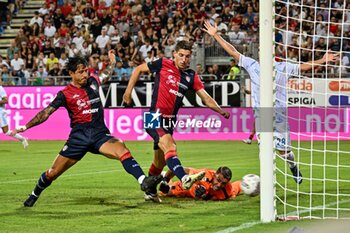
[240, 174, 260, 197]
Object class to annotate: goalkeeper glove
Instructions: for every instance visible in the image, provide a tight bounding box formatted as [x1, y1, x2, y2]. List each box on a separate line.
[195, 185, 207, 199]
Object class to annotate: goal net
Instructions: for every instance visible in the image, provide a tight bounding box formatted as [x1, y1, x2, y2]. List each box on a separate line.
[266, 0, 350, 220]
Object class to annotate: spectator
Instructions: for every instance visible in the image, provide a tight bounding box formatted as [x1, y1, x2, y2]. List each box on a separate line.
[60, 1, 72, 17]
[68, 43, 80, 58]
[43, 41, 55, 58]
[227, 59, 240, 80]
[228, 22, 246, 44]
[10, 52, 25, 85]
[6, 40, 19, 60]
[96, 27, 110, 53]
[72, 31, 85, 51]
[44, 21, 57, 38]
[48, 63, 61, 77]
[196, 63, 203, 75]
[81, 41, 92, 57]
[139, 38, 152, 59]
[38, 3, 49, 16]
[46, 52, 59, 71]
[113, 61, 125, 80]
[0, 55, 9, 68]
[120, 31, 132, 49]
[22, 20, 33, 37]
[0, 65, 15, 86]
[30, 11, 43, 27]
[29, 66, 48, 85]
[125, 41, 138, 61]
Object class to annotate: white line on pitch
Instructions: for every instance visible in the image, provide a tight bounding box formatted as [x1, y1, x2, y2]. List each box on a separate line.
[214, 199, 350, 233]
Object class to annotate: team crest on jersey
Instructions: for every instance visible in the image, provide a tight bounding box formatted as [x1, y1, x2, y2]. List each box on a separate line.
[186, 76, 191, 82]
[77, 99, 88, 110]
[166, 75, 177, 87]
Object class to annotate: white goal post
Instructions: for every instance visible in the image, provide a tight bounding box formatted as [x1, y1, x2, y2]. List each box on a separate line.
[260, 0, 350, 222]
[259, 0, 275, 223]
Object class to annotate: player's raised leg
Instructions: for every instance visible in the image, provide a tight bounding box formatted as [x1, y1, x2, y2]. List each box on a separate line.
[1, 125, 28, 149]
[24, 155, 78, 207]
[99, 138, 162, 192]
[158, 134, 205, 190]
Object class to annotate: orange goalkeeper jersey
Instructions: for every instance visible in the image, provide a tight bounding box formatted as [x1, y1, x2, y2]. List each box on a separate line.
[168, 168, 241, 200]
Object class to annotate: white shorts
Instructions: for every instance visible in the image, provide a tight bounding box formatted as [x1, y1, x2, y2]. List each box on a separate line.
[0, 110, 8, 128]
[255, 111, 291, 152]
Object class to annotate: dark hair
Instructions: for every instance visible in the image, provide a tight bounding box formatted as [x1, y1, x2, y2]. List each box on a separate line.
[66, 56, 88, 73]
[216, 166, 232, 180]
[175, 40, 192, 52]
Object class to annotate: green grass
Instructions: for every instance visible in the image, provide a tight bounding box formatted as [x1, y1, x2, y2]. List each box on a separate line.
[0, 140, 350, 233]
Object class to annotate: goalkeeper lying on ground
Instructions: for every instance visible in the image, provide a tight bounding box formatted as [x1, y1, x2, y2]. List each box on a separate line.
[159, 167, 241, 201]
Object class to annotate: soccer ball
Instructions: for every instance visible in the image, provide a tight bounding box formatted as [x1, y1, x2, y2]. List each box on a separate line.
[240, 174, 260, 197]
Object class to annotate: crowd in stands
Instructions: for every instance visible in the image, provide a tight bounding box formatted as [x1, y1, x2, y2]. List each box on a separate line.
[0, 0, 349, 86]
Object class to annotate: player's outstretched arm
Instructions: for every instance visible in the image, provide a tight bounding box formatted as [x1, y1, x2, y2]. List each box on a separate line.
[202, 20, 241, 62]
[99, 50, 117, 84]
[10, 106, 57, 136]
[196, 89, 230, 119]
[123, 63, 150, 105]
[300, 51, 339, 71]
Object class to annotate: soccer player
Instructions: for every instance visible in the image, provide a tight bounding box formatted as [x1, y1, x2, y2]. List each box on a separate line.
[159, 167, 241, 201]
[11, 51, 162, 207]
[0, 81, 28, 148]
[203, 20, 339, 184]
[123, 40, 230, 202]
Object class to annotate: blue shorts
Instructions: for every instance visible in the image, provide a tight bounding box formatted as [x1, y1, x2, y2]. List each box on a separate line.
[146, 127, 174, 150]
[59, 126, 114, 160]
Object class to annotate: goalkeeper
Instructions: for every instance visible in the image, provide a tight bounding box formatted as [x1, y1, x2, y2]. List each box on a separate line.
[203, 20, 339, 184]
[159, 167, 242, 201]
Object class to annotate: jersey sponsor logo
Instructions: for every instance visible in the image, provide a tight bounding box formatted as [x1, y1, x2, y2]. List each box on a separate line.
[329, 95, 350, 106]
[169, 89, 184, 97]
[82, 108, 99, 114]
[329, 80, 350, 92]
[288, 79, 313, 92]
[288, 96, 316, 105]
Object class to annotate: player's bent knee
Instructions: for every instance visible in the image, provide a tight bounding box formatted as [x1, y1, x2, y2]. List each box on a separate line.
[45, 169, 59, 181]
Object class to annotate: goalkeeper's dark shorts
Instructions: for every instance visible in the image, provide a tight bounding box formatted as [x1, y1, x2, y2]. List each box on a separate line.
[59, 125, 114, 160]
[146, 127, 174, 150]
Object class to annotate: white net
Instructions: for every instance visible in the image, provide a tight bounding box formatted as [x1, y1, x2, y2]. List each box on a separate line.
[273, 0, 350, 219]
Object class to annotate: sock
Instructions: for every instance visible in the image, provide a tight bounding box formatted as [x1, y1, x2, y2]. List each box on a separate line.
[165, 150, 186, 181]
[148, 163, 163, 176]
[33, 172, 52, 197]
[6, 130, 25, 141]
[281, 151, 296, 168]
[120, 152, 145, 183]
[249, 134, 254, 140]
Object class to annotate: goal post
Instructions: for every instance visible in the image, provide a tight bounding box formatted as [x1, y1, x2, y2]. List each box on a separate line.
[259, 0, 350, 221]
[259, 0, 276, 223]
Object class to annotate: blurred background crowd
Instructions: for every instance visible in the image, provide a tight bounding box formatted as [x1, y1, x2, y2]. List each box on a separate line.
[0, 0, 349, 86]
